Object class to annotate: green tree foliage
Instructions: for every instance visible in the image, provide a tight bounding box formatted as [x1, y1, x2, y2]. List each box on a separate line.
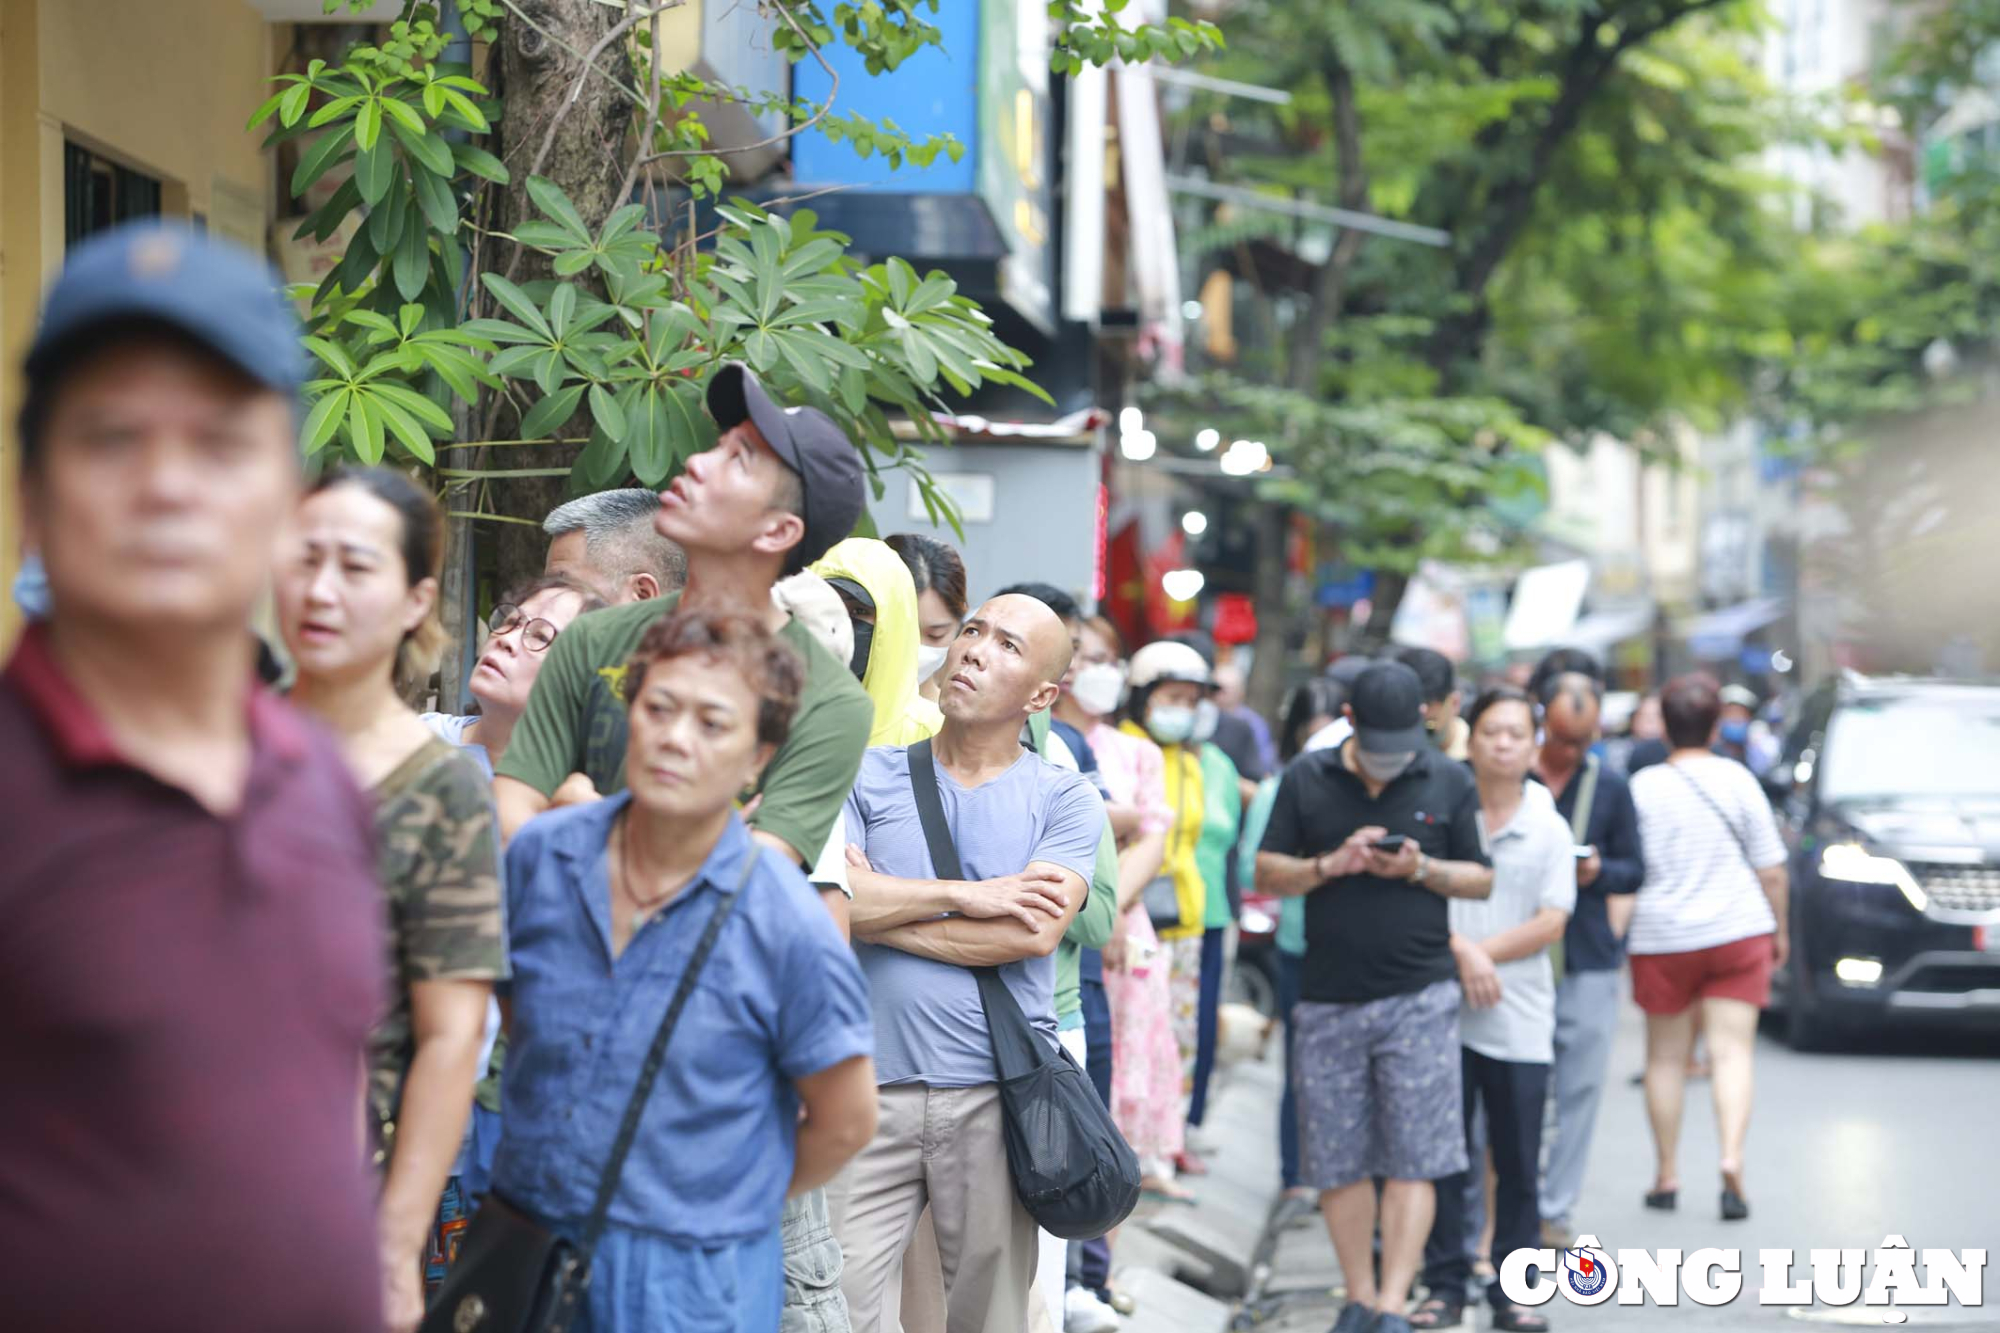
[269, 0, 1215, 515]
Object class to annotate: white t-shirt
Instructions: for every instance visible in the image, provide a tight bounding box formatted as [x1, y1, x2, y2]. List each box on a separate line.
[1450, 782, 1576, 1064]
[1302, 716, 1353, 754]
[809, 811, 852, 898]
[1627, 755, 1785, 956]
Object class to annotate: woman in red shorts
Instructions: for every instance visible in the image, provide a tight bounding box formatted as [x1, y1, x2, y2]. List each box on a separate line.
[1626, 674, 1790, 1222]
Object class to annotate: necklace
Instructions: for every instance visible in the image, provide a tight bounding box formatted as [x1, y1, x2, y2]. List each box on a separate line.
[616, 811, 680, 932]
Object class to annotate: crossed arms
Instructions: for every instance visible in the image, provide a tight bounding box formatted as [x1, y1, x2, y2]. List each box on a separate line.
[846, 852, 1088, 966]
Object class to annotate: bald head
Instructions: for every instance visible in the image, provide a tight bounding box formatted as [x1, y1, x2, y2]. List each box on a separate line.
[938, 593, 1074, 727]
[1544, 672, 1601, 739]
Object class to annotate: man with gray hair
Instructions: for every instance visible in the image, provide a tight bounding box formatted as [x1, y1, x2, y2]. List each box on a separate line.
[543, 487, 686, 603]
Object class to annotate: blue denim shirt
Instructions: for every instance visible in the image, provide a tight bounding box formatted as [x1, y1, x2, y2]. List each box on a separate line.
[493, 797, 872, 1244]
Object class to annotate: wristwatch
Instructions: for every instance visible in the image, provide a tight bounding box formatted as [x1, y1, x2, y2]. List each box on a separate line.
[1411, 850, 1429, 884]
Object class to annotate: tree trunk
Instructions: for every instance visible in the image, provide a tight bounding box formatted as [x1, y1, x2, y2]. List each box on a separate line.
[1244, 510, 1291, 722]
[482, 0, 636, 594]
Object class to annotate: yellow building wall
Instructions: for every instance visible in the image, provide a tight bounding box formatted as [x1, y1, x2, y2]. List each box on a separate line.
[0, 0, 278, 643]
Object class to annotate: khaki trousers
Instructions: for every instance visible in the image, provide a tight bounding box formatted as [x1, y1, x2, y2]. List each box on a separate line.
[831, 1082, 1036, 1333]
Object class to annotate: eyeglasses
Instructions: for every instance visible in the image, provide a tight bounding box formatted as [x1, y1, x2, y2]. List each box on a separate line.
[488, 603, 561, 653]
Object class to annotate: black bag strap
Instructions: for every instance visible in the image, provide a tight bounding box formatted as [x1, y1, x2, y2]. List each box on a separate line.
[578, 826, 758, 1250]
[1668, 762, 1754, 870]
[904, 740, 1046, 1075]
[907, 739, 967, 881]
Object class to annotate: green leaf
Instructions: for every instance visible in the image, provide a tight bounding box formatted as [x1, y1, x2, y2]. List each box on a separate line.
[279, 80, 313, 127]
[451, 142, 510, 184]
[306, 94, 364, 130]
[572, 422, 631, 493]
[487, 346, 544, 379]
[478, 272, 556, 338]
[886, 257, 917, 307]
[367, 388, 437, 463]
[399, 302, 426, 337]
[355, 98, 383, 152]
[589, 382, 627, 441]
[533, 348, 566, 395]
[553, 249, 595, 277]
[411, 164, 458, 233]
[629, 387, 671, 485]
[548, 283, 577, 338]
[520, 383, 587, 439]
[290, 122, 356, 198]
[461, 316, 545, 345]
[301, 388, 348, 454]
[423, 82, 447, 119]
[743, 328, 775, 372]
[248, 88, 288, 132]
[354, 140, 395, 205]
[365, 169, 407, 253]
[388, 116, 454, 178]
[370, 380, 456, 433]
[392, 219, 429, 301]
[906, 272, 956, 315]
[379, 95, 427, 137]
[899, 326, 937, 382]
[526, 175, 591, 242]
[349, 393, 385, 463]
[302, 335, 358, 377]
[772, 330, 834, 394]
[439, 87, 490, 132]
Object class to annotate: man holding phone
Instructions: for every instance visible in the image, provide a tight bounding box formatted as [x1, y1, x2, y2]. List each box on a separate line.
[1255, 662, 1494, 1333]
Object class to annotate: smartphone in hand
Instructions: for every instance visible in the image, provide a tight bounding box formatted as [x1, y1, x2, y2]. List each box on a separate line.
[1372, 834, 1409, 853]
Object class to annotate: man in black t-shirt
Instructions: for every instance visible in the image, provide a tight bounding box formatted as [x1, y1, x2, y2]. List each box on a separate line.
[1256, 663, 1494, 1333]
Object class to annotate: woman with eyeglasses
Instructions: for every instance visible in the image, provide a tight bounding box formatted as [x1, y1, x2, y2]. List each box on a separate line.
[421, 574, 604, 771]
[275, 467, 505, 1332]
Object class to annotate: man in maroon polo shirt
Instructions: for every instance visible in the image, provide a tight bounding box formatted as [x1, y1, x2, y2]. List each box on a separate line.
[0, 223, 388, 1332]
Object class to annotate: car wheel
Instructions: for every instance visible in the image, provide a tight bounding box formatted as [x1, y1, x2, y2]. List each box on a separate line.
[1228, 953, 1278, 1020]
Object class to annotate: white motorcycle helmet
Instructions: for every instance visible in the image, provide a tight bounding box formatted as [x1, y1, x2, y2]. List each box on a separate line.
[1126, 640, 1213, 692]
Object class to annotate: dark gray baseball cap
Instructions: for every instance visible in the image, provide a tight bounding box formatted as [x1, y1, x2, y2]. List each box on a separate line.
[25, 222, 305, 397]
[1350, 661, 1429, 754]
[706, 362, 865, 568]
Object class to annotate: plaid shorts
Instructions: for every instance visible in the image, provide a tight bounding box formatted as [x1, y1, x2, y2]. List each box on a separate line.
[1294, 977, 1468, 1190]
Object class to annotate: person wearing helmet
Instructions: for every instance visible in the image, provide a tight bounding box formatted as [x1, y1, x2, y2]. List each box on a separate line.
[1119, 639, 1216, 1172]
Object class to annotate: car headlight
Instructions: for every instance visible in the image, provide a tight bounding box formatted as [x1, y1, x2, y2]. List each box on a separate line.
[1240, 909, 1276, 935]
[1819, 843, 1928, 912]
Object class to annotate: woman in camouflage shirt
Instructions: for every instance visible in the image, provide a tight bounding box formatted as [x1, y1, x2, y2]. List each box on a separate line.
[277, 467, 506, 1333]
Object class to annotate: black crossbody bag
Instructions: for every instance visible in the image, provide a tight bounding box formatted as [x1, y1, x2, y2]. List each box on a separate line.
[419, 847, 756, 1333]
[904, 740, 1141, 1241]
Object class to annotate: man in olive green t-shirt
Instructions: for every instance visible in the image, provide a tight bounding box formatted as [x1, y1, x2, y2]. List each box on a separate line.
[495, 361, 873, 888]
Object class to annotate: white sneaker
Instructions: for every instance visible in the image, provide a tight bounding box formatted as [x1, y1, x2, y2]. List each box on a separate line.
[1064, 1287, 1121, 1333]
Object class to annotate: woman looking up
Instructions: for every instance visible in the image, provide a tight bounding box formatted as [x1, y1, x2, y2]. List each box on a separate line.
[421, 573, 602, 771]
[275, 466, 505, 1333]
[885, 532, 967, 704]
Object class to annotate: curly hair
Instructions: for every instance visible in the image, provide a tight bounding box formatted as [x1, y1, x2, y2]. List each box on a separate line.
[622, 608, 805, 749]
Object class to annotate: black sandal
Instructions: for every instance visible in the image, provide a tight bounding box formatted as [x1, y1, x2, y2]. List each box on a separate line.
[1643, 1187, 1677, 1211]
[1492, 1304, 1551, 1332]
[1721, 1169, 1750, 1221]
[1406, 1295, 1464, 1329]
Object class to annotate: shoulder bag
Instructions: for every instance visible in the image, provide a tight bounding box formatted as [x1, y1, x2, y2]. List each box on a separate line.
[904, 740, 1142, 1241]
[1143, 748, 1193, 931]
[419, 842, 756, 1333]
[1668, 762, 1756, 869]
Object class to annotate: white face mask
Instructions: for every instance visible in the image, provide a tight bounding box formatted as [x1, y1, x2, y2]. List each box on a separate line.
[1070, 662, 1125, 717]
[1147, 704, 1197, 746]
[915, 643, 949, 683]
[1355, 749, 1417, 782]
[1192, 699, 1221, 744]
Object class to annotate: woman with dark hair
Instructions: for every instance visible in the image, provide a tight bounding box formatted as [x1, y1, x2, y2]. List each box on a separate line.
[1626, 673, 1788, 1222]
[421, 573, 603, 771]
[1240, 676, 1346, 1211]
[491, 609, 878, 1333]
[885, 533, 967, 702]
[1412, 687, 1574, 1332]
[275, 466, 506, 1330]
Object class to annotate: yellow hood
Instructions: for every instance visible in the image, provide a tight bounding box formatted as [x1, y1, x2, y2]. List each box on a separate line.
[811, 538, 943, 746]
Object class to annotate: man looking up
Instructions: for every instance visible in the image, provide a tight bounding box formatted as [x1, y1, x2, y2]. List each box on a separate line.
[541, 486, 687, 603]
[1255, 662, 1494, 1333]
[0, 224, 387, 1332]
[837, 594, 1108, 1333]
[1534, 673, 1644, 1247]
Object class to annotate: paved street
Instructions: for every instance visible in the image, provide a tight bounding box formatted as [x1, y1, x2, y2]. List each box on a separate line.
[1138, 998, 2000, 1333]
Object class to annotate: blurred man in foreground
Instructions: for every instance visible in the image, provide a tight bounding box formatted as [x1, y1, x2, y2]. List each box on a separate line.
[0, 224, 387, 1332]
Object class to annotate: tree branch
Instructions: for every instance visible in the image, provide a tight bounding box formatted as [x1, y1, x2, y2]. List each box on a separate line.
[1286, 40, 1370, 393]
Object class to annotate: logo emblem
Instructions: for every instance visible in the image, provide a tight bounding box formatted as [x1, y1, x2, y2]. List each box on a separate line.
[1563, 1246, 1610, 1298]
[453, 1294, 487, 1331]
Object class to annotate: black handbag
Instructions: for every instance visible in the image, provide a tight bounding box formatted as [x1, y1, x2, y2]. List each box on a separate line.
[905, 740, 1142, 1241]
[419, 845, 755, 1333]
[1141, 875, 1180, 931]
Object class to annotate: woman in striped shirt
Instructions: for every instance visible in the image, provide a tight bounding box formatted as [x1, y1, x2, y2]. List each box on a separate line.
[1627, 674, 1790, 1223]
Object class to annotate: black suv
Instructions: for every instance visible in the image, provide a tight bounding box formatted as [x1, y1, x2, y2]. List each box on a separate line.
[1770, 676, 2000, 1048]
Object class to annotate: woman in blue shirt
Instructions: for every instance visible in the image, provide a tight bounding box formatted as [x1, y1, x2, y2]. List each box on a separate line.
[494, 608, 878, 1333]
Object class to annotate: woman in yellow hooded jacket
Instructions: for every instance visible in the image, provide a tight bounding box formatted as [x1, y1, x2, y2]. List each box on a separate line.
[811, 537, 945, 745]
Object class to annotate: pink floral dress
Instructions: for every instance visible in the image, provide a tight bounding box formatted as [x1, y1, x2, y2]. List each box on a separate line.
[1089, 723, 1185, 1171]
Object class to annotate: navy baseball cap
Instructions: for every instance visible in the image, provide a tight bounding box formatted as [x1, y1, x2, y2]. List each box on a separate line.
[24, 222, 305, 397]
[706, 362, 865, 568]
[1350, 661, 1429, 753]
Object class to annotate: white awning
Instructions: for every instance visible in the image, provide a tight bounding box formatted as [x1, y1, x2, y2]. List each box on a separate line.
[1685, 597, 1786, 658]
[1502, 560, 1592, 651]
[1561, 602, 1657, 654]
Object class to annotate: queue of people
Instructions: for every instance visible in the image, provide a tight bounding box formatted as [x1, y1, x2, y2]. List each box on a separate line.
[3, 222, 1794, 1333]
